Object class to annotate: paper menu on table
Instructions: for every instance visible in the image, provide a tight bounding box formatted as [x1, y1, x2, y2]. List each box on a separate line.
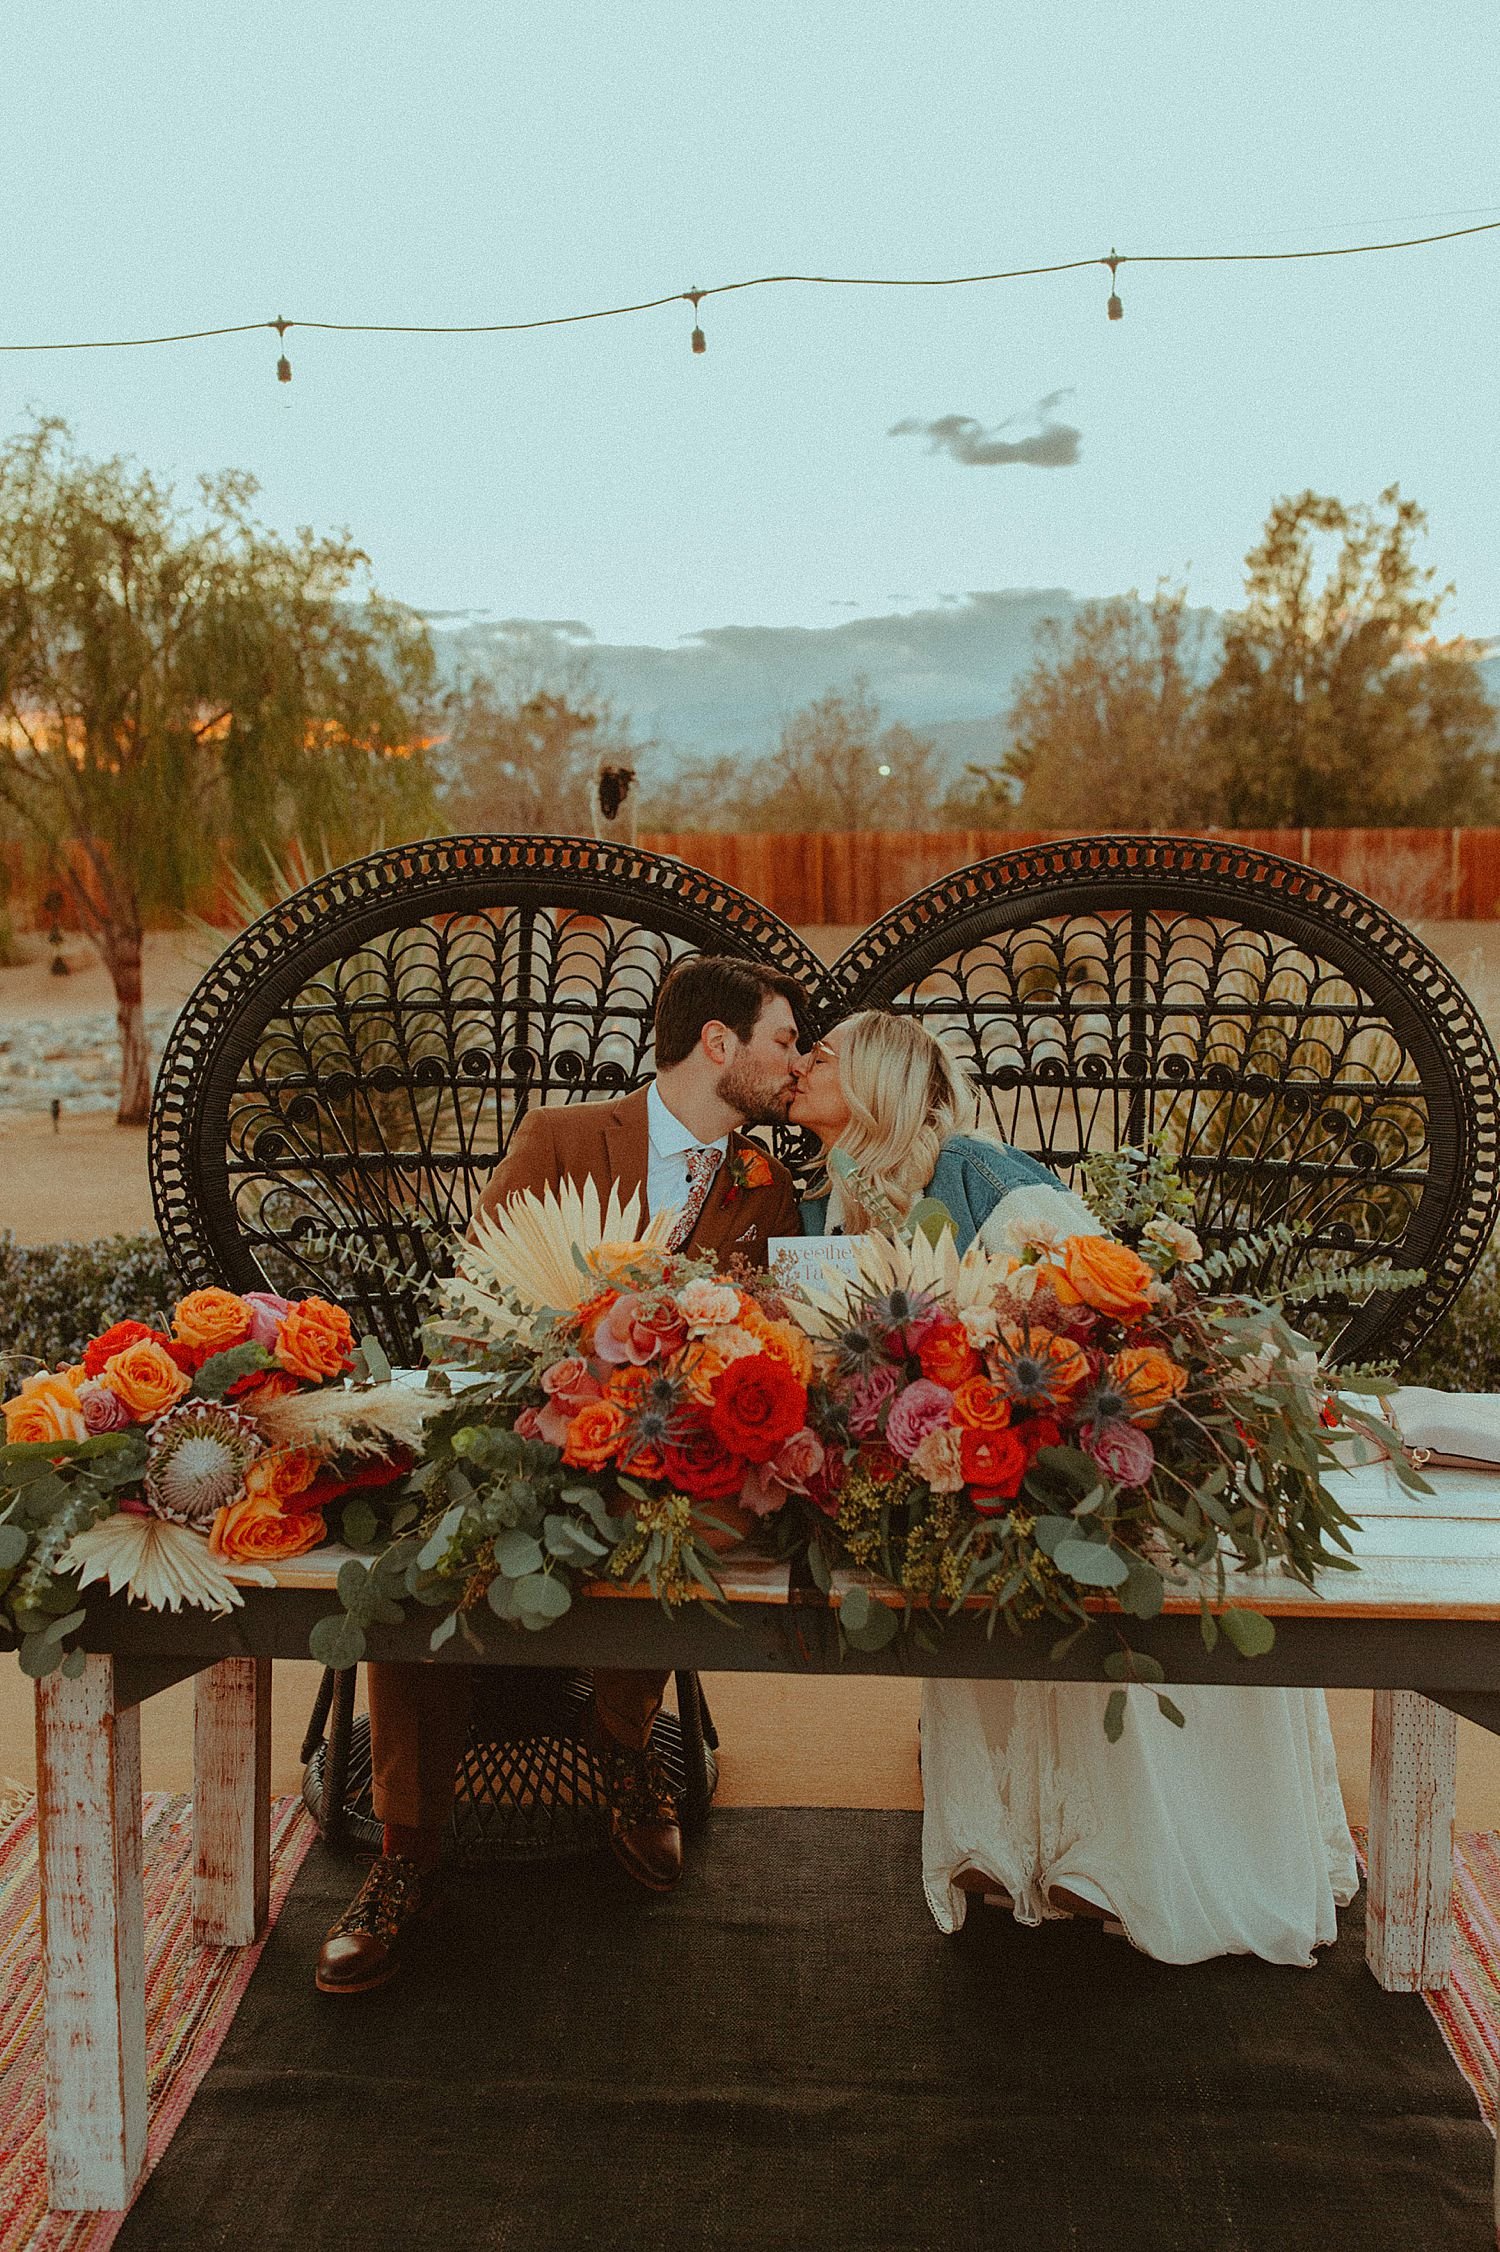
[767, 1236, 867, 1296]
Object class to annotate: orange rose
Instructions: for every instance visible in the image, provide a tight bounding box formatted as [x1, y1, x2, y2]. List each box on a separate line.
[561, 1397, 629, 1469]
[680, 1340, 735, 1403]
[2, 1369, 88, 1444]
[1109, 1346, 1188, 1422]
[572, 1289, 620, 1350]
[605, 1365, 651, 1412]
[243, 1447, 324, 1508]
[273, 1297, 355, 1384]
[738, 1305, 815, 1386]
[1055, 1237, 1156, 1320]
[172, 1288, 254, 1354]
[210, 1495, 328, 1563]
[102, 1339, 192, 1421]
[917, 1318, 981, 1389]
[951, 1375, 1013, 1432]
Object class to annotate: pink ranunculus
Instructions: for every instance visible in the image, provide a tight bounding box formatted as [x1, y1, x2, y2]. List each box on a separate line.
[884, 1379, 956, 1462]
[1084, 1418, 1155, 1488]
[848, 1363, 902, 1437]
[593, 1294, 663, 1367]
[242, 1291, 295, 1350]
[78, 1377, 132, 1434]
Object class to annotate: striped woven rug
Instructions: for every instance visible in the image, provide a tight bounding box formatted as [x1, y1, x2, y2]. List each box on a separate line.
[0, 1790, 315, 2252]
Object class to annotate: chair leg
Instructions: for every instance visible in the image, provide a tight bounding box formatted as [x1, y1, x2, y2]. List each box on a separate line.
[676, 1670, 713, 1829]
[696, 1678, 719, 1752]
[299, 1667, 336, 1765]
[320, 1666, 358, 1850]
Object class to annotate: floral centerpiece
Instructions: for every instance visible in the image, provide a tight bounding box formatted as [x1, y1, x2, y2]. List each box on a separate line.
[313, 1181, 820, 1673]
[0, 1287, 427, 1678]
[776, 1160, 1424, 1735]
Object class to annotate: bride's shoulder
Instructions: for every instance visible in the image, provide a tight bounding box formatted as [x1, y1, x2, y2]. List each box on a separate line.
[932, 1132, 1058, 1194]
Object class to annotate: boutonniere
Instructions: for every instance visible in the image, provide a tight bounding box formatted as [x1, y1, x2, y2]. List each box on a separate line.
[722, 1143, 775, 1206]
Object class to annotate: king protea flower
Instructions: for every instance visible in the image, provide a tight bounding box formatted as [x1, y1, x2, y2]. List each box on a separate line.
[791, 1225, 1013, 1340]
[145, 1401, 264, 1527]
[447, 1180, 676, 1329]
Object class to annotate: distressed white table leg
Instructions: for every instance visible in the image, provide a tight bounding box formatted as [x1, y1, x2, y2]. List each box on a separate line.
[1366, 1688, 1456, 1992]
[35, 1656, 146, 2212]
[193, 1658, 272, 1946]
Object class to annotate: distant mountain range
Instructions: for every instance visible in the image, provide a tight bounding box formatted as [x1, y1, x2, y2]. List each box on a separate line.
[428, 593, 1500, 778]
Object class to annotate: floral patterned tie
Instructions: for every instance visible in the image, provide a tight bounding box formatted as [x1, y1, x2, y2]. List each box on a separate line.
[668, 1145, 723, 1250]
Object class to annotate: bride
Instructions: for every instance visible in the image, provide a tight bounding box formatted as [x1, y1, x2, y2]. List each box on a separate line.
[789, 1009, 1358, 1968]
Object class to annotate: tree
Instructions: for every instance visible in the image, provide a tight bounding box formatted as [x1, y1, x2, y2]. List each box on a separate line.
[1201, 486, 1498, 825]
[0, 417, 437, 1122]
[962, 584, 1214, 830]
[441, 651, 647, 837]
[649, 681, 945, 832]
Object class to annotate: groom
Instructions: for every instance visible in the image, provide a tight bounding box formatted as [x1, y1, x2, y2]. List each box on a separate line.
[316, 954, 806, 1994]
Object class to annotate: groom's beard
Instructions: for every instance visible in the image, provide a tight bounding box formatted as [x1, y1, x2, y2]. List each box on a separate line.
[715, 1061, 793, 1128]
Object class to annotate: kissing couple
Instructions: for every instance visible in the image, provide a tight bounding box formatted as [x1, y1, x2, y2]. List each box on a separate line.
[316, 954, 1356, 1996]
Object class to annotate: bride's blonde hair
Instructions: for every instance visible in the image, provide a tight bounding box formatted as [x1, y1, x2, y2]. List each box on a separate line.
[822, 1010, 976, 1231]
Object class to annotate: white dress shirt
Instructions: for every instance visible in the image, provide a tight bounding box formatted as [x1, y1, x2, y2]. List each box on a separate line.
[645, 1080, 728, 1223]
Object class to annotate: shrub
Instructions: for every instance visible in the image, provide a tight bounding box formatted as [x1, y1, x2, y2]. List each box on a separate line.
[1399, 1235, 1500, 1392]
[0, 1231, 179, 1380]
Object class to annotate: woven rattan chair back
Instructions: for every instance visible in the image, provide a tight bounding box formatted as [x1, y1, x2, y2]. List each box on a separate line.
[821, 835, 1500, 1366]
[151, 838, 825, 1361]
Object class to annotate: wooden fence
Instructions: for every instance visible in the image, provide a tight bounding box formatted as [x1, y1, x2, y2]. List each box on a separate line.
[640, 828, 1500, 929]
[10, 829, 1500, 935]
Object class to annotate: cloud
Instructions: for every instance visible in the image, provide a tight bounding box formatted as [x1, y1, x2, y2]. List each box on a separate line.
[889, 389, 1081, 468]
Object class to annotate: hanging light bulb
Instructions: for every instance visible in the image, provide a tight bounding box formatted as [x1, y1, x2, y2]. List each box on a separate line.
[1105, 252, 1123, 322]
[274, 315, 292, 382]
[686, 288, 706, 354]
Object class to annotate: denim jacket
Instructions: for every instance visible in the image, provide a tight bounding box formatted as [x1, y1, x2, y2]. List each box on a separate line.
[799, 1133, 1060, 1255]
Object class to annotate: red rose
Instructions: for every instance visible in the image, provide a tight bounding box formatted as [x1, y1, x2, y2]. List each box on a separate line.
[960, 1424, 1029, 1514]
[163, 1338, 207, 1376]
[662, 1415, 748, 1501]
[708, 1354, 806, 1465]
[296, 1450, 415, 1516]
[83, 1320, 168, 1378]
[917, 1318, 980, 1389]
[1018, 1413, 1064, 1460]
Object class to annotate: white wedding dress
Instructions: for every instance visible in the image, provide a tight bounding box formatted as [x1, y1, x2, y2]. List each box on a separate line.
[920, 1678, 1358, 1966]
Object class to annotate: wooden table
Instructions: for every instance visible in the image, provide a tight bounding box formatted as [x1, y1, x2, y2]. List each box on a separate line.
[29, 1455, 1500, 2214]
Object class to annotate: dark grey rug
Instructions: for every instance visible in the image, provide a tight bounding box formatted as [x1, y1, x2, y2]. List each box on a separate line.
[114, 1810, 1492, 2252]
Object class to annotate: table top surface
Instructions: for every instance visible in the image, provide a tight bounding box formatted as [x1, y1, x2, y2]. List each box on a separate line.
[254, 1458, 1500, 1623]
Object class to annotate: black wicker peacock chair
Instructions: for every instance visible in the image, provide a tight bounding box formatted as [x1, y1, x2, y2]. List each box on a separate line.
[148, 836, 826, 1857]
[817, 834, 1500, 1367]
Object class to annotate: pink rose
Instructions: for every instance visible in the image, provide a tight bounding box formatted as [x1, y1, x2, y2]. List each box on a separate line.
[537, 1356, 603, 1445]
[740, 1426, 827, 1516]
[884, 1379, 956, 1462]
[78, 1378, 132, 1434]
[593, 1294, 663, 1367]
[242, 1292, 295, 1350]
[848, 1363, 902, 1437]
[513, 1405, 546, 1442]
[1084, 1418, 1155, 1487]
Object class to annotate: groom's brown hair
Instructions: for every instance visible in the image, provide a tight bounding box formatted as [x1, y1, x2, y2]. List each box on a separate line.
[653, 955, 808, 1070]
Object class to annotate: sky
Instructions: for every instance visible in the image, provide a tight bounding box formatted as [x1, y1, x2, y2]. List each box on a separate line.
[9, 1, 1500, 657]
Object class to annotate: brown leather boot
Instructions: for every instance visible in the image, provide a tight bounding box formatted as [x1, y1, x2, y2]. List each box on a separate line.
[315, 1854, 440, 1995]
[584, 1706, 684, 1893]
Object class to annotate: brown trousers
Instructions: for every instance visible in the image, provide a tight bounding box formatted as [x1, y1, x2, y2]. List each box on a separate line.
[366, 1663, 670, 1831]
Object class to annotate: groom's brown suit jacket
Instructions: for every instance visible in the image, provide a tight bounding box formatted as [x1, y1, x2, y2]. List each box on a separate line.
[471, 1084, 799, 1266]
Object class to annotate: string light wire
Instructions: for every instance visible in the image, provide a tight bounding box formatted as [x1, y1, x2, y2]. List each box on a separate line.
[1, 215, 1495, 356]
